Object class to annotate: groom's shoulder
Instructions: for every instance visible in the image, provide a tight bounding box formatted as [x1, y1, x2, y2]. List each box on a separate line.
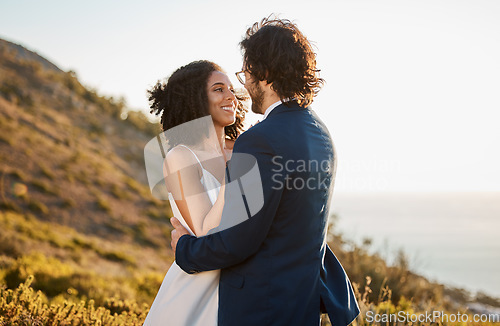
[235, 125, 264, 144]
[233, 124, 273, 152]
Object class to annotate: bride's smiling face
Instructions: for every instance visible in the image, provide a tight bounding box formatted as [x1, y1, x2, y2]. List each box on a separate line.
[206, 71, 237, 128]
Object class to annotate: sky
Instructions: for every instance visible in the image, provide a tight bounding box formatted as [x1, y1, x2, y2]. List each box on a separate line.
[1, 0, 499, 193]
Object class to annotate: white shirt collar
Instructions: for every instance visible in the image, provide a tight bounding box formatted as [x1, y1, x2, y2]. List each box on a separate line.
[262, 100, 283, 121]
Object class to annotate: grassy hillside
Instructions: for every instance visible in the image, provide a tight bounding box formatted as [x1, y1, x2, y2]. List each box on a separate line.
[0, 38, 498, 325]
[0, 38, 171, 313]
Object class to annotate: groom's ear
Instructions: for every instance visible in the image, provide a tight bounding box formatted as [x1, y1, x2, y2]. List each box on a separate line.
[264, 70, 271, 85]
[259, 72, 272, 87]
[263, 79, 277, 94]
[260, 79, 274, 95]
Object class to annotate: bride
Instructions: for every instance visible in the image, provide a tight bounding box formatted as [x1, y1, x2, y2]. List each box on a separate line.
[143, 60, 247, 325]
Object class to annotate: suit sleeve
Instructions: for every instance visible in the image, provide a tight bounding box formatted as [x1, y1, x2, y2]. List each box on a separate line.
[175, 129, 285, 273]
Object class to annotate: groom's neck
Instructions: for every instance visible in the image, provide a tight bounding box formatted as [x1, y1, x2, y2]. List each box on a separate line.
[261, 87, 281, 114]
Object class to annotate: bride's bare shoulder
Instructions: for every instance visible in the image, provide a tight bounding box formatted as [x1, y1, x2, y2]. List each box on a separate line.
[165, 146, 199, 171]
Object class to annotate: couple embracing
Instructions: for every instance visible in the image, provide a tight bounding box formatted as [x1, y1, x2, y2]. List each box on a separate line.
[143, 17, 359, 326]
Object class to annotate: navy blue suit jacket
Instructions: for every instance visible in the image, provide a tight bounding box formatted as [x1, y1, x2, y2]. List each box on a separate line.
[176, 102, 359, 325]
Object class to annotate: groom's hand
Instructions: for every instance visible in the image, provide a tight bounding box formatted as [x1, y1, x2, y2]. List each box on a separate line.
[170, 217, 189, 254]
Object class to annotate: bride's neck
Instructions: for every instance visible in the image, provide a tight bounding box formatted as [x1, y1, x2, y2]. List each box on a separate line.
[215, 126, 225, 150]
[196, 126, 225, 154]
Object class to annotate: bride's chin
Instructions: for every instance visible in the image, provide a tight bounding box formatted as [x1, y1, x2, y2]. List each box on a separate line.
[223, 118, 236, 126]
[213, 119, 235, 128]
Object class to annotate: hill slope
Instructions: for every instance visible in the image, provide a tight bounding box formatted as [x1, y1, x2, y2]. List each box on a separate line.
[0, 38, 173, 306]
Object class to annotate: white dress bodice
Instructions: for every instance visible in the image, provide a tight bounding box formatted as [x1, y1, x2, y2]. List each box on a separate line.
[166, 145, 221, 235]
[143, 145, 221, 326]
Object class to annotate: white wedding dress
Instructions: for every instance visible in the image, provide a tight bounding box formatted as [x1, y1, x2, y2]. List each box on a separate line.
[144, 145, 221, 326]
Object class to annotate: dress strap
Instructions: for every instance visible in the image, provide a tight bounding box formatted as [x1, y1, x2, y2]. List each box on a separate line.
[176, 145, 203, 171]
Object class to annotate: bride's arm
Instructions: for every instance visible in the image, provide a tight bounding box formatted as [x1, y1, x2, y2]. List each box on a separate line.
[198, 139, 235, 234]
[198, 139, 237, 234]
[163, 147, 223, 237]
[198, 174, 225, 235]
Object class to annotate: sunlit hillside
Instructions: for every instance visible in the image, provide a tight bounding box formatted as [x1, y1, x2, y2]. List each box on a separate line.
[0, 38, 172, 321]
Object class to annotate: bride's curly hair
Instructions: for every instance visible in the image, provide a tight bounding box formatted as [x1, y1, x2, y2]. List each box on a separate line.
[148, 60, 247, 141]
[240, 16, 324, 107]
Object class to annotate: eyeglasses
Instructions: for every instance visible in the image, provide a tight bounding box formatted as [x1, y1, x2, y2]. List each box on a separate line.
[235, 70, 246, 85]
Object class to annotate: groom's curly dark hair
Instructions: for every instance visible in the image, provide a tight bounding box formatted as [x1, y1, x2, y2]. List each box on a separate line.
[240, 16, 324, 107]
[148, 60, 247, 141]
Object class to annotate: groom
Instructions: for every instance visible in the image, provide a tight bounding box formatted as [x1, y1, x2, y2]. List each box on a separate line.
[171, 17, 359, 326]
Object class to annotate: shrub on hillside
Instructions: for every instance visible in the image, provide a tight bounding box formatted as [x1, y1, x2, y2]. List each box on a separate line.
[0, 276, 149, 325]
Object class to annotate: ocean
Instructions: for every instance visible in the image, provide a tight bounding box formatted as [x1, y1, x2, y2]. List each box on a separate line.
[330, 192, 500, 298]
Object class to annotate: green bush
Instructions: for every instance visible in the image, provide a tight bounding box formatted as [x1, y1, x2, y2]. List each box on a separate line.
[0, 276, 149, 325]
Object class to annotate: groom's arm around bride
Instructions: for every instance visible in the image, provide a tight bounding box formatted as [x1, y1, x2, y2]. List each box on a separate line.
[171, 16, 360, 326]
